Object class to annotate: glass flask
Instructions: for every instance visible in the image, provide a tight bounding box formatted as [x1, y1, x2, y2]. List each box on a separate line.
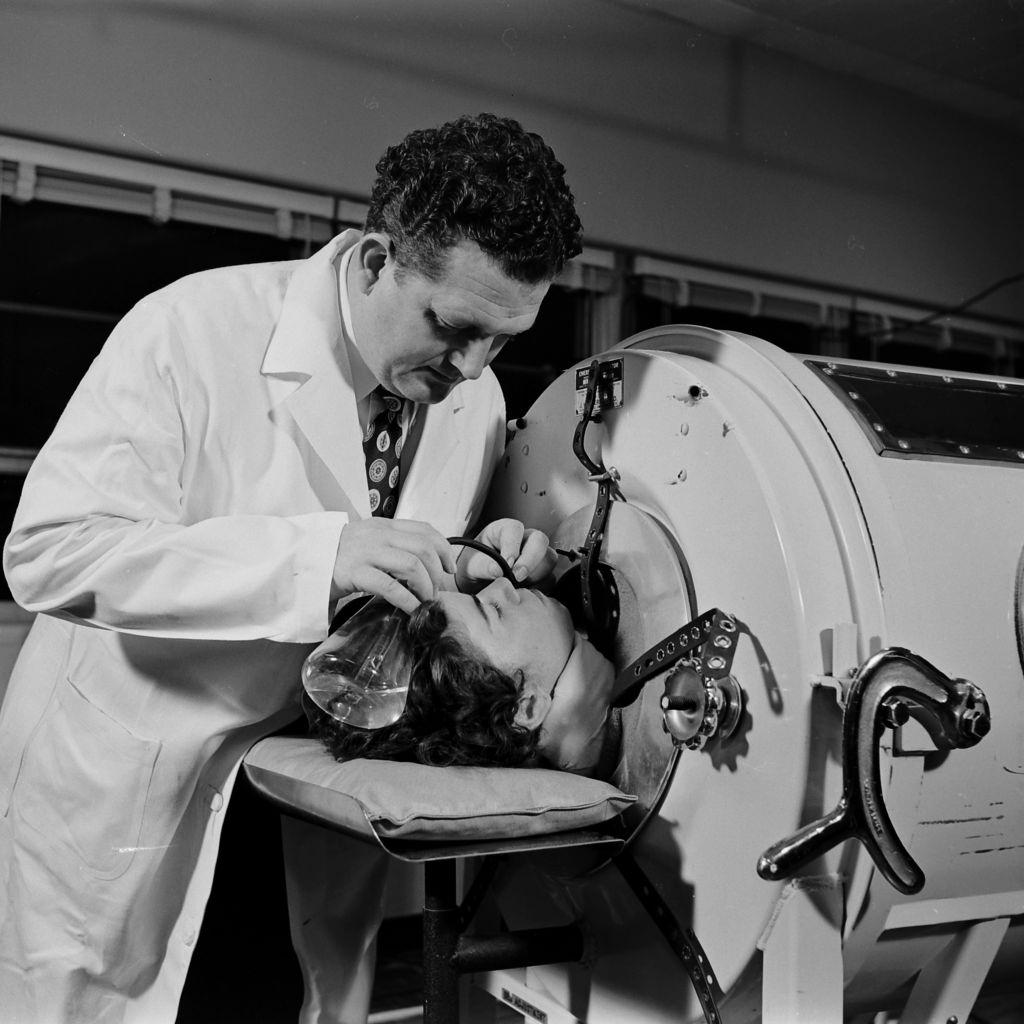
[302, 596, 413, 730]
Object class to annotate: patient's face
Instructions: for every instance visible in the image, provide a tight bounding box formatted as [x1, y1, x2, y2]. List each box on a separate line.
[436, 578, 575, 690]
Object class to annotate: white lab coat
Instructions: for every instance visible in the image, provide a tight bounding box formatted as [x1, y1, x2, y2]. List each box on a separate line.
[0, 230, 506, 1023]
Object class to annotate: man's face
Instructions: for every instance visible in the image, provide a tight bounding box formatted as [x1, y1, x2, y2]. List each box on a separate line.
[351, 236, 550, 404]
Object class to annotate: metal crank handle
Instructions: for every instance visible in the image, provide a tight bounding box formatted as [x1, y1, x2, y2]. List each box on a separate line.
[757, 647, 991, 895]
[757, 803, 856, 883]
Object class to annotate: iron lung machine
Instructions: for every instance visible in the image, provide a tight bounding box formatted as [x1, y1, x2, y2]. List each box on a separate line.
[482, 326, 1024, 1024]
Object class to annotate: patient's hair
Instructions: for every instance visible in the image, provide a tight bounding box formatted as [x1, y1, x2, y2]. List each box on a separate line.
[313, 600, 540, 768]
[365, 112, 582, 284]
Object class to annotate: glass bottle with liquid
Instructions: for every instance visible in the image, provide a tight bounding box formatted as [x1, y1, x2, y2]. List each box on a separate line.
[302, 596, 413, 730]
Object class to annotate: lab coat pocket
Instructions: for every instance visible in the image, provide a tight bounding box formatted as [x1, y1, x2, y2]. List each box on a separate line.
[13, 675, 161, 880]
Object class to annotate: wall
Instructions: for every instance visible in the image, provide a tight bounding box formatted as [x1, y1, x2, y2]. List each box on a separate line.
[0, 1, 1021, 319]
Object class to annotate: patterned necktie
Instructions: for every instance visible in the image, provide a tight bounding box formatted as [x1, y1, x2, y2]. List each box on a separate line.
[363, 386, 405, 518]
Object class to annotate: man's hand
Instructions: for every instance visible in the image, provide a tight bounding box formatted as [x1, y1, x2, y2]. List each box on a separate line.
[455, 518, 556, 590]
[332, 519, 456, 614]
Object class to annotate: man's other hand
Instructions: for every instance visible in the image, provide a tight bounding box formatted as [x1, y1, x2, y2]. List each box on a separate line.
[456, 518, 556, 590]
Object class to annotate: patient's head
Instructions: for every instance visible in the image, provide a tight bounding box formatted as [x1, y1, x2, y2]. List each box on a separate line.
[314, 579, 578, 769]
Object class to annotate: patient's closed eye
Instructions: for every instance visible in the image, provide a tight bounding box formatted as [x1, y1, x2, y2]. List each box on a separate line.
[472, 595, 495, 623]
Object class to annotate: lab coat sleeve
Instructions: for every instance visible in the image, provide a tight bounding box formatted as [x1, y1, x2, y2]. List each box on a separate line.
[2, 300, 344, 644]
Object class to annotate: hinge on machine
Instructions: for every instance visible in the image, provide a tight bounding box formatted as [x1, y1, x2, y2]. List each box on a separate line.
[809, 622, 860, 708]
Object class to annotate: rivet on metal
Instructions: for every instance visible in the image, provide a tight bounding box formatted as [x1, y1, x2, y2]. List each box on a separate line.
[522, 444, 530, 455]
[942, 375, 952, 383]
[897, 440, 910, 450]
[707, 655, 726, 670]
[848, 391, 859, 400]
[520, 481, 529, 493]
[886, 369, 897, 378]
[873, 422, 884, 432]
[713, 635, 732, 648]
[959, 445, 971, 455]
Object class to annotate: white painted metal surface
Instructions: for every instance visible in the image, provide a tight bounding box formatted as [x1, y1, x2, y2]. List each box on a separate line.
[482, 326, 1024, 1022]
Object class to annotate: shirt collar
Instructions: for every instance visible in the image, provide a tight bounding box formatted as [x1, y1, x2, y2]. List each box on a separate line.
[338, 243, 380, 403]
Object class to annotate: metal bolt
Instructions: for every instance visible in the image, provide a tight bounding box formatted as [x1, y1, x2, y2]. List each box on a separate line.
[886, 369, 897, 378]
[959, 445, 971, 455]
[881, 698, 910, 729]
[942, 375, 952, 383]
[997, 382, 1006, 390]
[962, 710, 991, 741]
[897, 440, 910, 450]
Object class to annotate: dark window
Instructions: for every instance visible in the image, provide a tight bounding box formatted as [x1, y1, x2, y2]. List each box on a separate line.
[628, 288, 1016, 379]
[492, 285, 587, 419]
[629, 291, 827, 356]
[0, 196, 300, 601]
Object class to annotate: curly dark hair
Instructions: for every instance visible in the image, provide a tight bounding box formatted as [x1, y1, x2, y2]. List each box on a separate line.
[313, 599, 540, 768]
[365, 113, 583, 284]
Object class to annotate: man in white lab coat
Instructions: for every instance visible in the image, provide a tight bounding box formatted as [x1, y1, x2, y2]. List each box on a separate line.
[0, 112, 583, 1023]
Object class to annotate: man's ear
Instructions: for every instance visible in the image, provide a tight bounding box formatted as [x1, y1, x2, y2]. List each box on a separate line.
[353, 232, 391, 291]
[513, 682, 552, 730]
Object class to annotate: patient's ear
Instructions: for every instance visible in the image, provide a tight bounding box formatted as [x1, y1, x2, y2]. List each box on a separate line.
[513, 682, 552, 730]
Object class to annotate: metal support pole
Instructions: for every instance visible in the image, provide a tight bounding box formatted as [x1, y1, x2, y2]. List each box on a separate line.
[423, 859, 461, 1024]
[453, 925, 586, 973]
[420, 856, 589, 1024]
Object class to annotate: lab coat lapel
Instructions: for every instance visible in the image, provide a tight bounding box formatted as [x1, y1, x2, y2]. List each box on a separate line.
[261, 231, 371, 518]
[395, 387, 463, 521]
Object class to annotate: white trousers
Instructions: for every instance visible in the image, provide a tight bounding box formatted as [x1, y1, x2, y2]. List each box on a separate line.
[282, 816, 391, 1024]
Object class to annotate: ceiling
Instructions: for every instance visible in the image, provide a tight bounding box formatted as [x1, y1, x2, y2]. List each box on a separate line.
[21, 0, 1024, 135]
[625, 0, 1024, 131]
